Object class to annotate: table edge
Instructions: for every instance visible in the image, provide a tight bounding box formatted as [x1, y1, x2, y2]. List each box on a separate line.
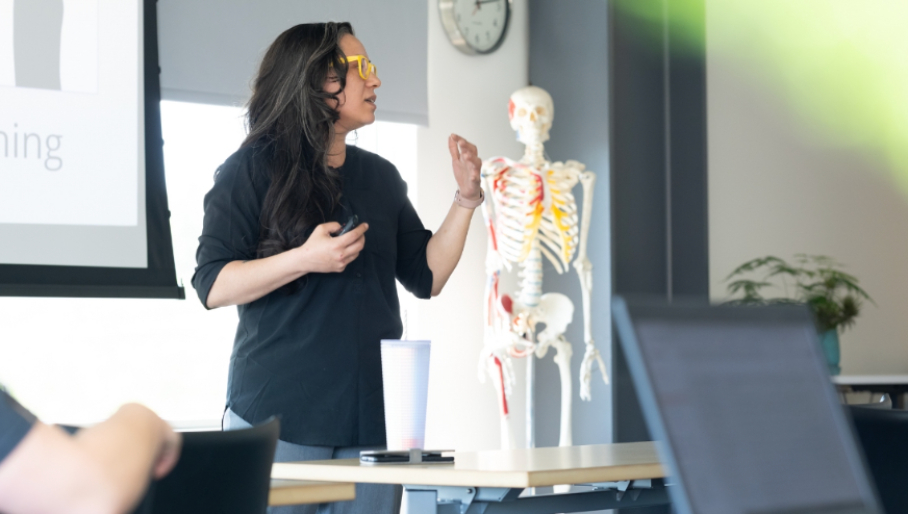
[272, 462, 667, 488]
[268, 480, 356, 507]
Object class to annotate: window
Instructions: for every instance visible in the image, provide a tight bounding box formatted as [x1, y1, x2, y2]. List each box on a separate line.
[0, 101, 419, 426]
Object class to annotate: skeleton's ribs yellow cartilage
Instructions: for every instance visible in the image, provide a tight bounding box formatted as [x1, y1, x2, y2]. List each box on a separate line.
[487, 163, 581, 269]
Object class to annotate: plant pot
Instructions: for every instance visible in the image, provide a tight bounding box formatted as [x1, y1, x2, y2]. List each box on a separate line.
[820, 329, 841, 375]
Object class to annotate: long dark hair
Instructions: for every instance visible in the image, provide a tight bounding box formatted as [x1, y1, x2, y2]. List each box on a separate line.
[243, 22, 353, 258]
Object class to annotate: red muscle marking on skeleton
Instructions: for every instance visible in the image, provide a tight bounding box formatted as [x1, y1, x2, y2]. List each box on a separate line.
[508, 99, 515, 121]
[534, 173, 544, 204]
[487, 272, 502, 326]
[494, 172, 508, 193]
[487, 217, 499, 251]
[487, 285, 494, 326]
[494, 356, 509, 415]
[500, 294, 513, 314]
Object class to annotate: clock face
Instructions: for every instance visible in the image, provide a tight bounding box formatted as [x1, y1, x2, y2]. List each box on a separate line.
[450, 0, 509, 54]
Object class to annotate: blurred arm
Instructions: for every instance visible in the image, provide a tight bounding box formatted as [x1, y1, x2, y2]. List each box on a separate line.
[0, 403, 180, 514]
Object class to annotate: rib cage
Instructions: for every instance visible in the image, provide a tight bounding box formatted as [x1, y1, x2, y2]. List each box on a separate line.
[481, 157, 582, 273]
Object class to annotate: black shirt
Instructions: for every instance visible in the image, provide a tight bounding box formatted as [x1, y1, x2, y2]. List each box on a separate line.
[0, 389, 36, 465]
[192, 145, 433, 447]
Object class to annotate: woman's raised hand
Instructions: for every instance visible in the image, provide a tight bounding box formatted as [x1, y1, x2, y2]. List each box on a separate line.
[448, 134, 482, 201]
[295, 222, 369, 274]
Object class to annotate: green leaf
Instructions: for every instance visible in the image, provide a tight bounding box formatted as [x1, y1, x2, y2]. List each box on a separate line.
[726, 253, 874, 333]
[724, 256, 786, 281]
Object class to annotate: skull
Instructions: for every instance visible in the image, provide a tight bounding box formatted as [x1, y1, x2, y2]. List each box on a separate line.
[508, 86, 554, 145]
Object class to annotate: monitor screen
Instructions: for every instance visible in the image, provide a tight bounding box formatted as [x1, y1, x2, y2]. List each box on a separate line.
[614, 301, 879, 514]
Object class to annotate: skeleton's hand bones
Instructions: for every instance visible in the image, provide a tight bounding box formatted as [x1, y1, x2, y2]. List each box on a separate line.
[579, 343, 610, 401]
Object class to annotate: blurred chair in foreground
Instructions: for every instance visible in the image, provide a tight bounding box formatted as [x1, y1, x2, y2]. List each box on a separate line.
[147, 417, 280, 514]
[849, 406, 908, 514]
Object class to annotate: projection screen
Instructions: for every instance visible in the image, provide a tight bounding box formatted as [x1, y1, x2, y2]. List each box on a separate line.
[0, 0, 182, 298]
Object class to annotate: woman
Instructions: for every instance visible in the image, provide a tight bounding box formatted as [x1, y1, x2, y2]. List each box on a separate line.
[191, 22, 483, 514]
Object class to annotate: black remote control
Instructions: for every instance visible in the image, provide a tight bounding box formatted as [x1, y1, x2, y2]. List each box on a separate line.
[332, 214, 359, 237]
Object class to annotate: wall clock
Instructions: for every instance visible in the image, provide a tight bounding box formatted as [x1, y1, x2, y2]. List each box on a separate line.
[439, 0, 511, 55]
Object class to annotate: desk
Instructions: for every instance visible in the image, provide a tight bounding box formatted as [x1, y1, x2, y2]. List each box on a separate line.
[272, 442, 668, 514]
[834, 375, 908, 408]
[269, 479, 356, 507]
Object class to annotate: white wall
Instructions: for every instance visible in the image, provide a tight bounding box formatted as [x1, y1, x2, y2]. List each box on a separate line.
[414, 0, 529, 451]
[707, 5, 908, 374]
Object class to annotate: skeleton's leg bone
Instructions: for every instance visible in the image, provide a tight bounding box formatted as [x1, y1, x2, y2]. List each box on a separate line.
[553, 338, 574, 447]
[490, 356, 517, 449]
[553, 332, 574, 493]
[535, 294, 575, 448]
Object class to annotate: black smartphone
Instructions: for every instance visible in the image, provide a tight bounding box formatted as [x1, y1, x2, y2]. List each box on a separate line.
[331, 214, 359, 237]
[359, 450, 454, 464]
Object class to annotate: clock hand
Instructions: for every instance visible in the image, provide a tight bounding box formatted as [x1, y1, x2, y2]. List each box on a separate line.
[472, 0, 498, 18]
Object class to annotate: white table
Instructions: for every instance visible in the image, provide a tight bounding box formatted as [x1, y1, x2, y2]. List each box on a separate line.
[272, 442, 668, 513]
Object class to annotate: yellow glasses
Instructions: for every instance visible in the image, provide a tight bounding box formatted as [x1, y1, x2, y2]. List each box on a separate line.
[345, 55, 377, 80]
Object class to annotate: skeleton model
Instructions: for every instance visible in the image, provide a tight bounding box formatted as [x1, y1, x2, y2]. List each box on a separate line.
[479, 86, 609, 450]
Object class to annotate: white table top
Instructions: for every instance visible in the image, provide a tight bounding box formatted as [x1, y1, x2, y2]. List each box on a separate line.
[832, 375, 908, 385]
[272, 442, 665, 489]
[269, 479, 355, 506]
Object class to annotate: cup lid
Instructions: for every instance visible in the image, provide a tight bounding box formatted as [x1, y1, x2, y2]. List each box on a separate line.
[380, 339, 430, 347]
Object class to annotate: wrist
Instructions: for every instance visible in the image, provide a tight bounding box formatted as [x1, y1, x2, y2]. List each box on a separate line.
[454, 188, 484, 209]
[288, 245, 312, 277]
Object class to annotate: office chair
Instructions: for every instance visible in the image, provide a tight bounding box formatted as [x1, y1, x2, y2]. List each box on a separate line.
[849, 406, 908, 514]
[146, 416, 280, 514]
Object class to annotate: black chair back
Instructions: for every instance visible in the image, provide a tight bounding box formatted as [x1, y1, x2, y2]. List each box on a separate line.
[849, 406, 908, 514]
[148, 417, 280, 514]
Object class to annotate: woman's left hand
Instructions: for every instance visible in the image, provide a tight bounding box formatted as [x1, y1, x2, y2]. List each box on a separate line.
[448, 134, 482, 201]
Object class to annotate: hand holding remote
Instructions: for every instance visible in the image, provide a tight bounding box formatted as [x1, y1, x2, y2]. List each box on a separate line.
[295, 219, 368, 274]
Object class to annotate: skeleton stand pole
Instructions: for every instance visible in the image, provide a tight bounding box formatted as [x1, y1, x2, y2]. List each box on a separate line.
[526, 355, 535, 449]
[520, 242, 544, 450]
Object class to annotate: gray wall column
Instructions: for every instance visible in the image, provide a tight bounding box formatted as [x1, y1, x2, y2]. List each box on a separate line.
[610, 0, 708, 511]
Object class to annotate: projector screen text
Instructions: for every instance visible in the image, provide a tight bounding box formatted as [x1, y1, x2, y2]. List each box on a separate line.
[0, 124, 63, 171]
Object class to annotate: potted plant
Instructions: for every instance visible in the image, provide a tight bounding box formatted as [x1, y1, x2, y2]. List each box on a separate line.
[723, 254, 873, 375]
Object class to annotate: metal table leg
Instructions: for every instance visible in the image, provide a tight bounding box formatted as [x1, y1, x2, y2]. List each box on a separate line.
[403, 480, 670, 514]
[404, 488, 441, 514]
